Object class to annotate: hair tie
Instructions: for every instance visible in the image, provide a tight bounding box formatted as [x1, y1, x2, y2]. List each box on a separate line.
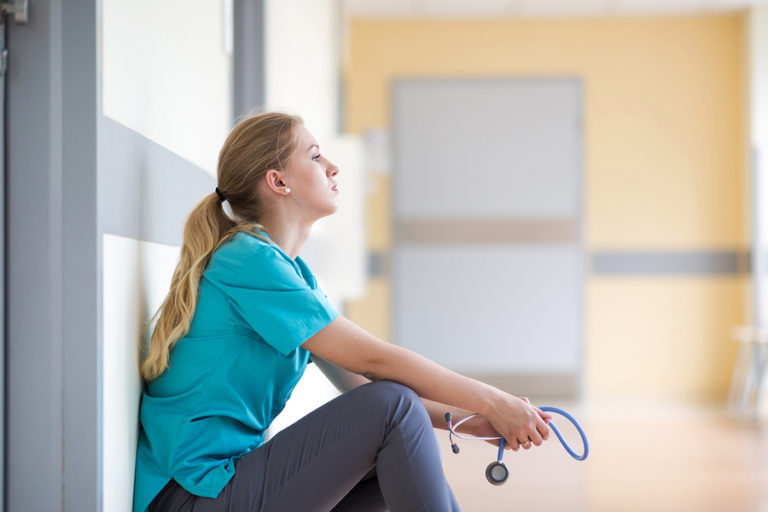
[215, 187, 227, 202]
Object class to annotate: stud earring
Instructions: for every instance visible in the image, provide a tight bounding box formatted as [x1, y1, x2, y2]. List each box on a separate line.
[285, 187, 291, 194]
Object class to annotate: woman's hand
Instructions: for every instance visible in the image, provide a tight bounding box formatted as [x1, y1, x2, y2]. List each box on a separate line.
[483, 393, 552, 451]
[456, 397, 551, 450]
[452, 413, 501, 446]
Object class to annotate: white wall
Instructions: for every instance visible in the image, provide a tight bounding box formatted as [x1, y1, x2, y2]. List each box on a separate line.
[264, 0, 341, 140]
[102, 0, 233, 175]
[103, 235, 180, 512]
[100, 2, 232, 509]
[101, 2, 369, 502]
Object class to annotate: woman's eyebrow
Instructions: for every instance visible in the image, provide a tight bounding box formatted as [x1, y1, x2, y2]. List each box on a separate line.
[307, 144, 319, 151]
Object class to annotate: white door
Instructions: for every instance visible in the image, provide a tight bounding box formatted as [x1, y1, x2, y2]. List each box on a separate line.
[392, 78, 583, 396]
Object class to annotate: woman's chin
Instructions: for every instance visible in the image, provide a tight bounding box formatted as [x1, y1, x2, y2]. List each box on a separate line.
[314, 203, 340, 220]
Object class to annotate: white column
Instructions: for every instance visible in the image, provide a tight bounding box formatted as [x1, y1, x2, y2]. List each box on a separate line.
[750, 7, 768, 326]
[748, 8, 768, 415]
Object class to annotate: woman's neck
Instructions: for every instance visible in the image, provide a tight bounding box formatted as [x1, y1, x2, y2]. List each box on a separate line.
[258, 217, 313, 260]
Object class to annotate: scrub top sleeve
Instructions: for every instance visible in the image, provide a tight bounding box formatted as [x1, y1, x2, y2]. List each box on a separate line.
[219, 246, 338, 356]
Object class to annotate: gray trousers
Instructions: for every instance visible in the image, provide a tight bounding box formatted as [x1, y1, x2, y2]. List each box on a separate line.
[148, 381, 461, 512]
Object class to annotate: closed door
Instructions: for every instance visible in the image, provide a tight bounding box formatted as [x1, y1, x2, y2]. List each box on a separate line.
[392, 78, 583, 396]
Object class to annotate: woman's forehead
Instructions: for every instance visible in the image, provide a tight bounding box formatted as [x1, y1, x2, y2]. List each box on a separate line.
[296, 125, 318, 149]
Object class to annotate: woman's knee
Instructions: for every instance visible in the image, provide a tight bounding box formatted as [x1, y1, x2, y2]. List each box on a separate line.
[358, 381, 429, 427]
[362, 380, 419, 407]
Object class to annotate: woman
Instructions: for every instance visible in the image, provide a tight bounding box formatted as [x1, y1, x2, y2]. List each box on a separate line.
[134, 112, 551, 512]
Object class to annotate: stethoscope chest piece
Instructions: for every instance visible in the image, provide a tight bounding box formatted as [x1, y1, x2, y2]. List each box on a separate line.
[485, 436, 509, 485]
[485, 460, 509, 485]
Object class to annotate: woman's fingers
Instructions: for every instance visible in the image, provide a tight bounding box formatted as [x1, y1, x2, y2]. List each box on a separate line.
[490, 396, 552, 451]
[522, 408, 549, 447]
[527, 422, 545, 446]
[506, 418, 545, 451]
[511, 436, 534, 450]
[537, 416, 551, 440]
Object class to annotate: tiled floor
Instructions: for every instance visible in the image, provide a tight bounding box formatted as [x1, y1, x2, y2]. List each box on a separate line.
[439, 399, 768, 512]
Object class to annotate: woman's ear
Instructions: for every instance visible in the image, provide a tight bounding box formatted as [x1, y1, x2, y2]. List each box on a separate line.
[264, 169, 290, 195]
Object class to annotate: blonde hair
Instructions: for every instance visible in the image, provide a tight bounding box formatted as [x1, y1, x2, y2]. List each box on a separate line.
[141, 111, 303, 381]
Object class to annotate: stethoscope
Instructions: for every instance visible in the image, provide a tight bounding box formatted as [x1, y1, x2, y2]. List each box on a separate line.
[445, 406, 589, 485]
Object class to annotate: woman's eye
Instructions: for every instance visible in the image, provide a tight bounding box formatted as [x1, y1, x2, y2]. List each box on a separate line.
[312, 153, 321, 161]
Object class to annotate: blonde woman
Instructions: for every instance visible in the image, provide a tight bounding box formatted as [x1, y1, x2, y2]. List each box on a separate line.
[134, 112, 551, 512]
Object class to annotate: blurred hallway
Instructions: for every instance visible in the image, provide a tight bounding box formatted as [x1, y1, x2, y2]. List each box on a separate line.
[7, 1, 768, 509]
[440, 401, 768, 512]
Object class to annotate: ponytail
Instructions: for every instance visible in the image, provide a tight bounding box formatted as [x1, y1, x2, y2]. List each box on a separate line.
[140, 193, 260, 381]
[140, 111, 302, 381]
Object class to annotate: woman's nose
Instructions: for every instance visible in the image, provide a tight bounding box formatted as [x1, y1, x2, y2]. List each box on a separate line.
[327, 161, 339, 177]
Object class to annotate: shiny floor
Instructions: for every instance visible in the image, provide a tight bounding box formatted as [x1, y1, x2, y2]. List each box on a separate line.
[438, 399, 768, 512]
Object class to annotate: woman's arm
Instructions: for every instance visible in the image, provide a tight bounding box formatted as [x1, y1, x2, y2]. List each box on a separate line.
[310, 354, 370, 392]
[311, 354, 509, 441]
[302, 315, 550, 450]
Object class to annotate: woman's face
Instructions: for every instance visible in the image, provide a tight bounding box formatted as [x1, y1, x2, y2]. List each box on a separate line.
[283, 124, 340, 219]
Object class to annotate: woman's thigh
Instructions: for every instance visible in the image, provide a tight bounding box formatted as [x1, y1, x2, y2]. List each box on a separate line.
[150, 381, 452, 512]
[227, 381, 418, 511]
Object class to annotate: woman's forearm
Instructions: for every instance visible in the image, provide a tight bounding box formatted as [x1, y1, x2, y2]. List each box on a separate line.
[366, 339, 503, 420]
[302, 316, 548, 449]
[420, 398, 476, 430]
[310, 347, 488, 433]
[311, 352, 486, 433]
[305, 316, 500, 416]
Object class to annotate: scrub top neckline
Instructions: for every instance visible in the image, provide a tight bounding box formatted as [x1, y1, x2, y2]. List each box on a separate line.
[249, 229, 315, 287]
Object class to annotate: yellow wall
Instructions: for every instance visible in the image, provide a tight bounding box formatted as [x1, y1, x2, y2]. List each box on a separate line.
[344, 15, 748, 400]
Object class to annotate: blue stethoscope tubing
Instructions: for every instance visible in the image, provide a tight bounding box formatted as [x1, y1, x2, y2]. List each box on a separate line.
[493, 407, 588, 462]
[447, 405, 588, 485]
[538, 406, 589, 461]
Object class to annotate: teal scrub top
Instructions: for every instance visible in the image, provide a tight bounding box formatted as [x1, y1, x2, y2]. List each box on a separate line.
[133, 231, 338, 512]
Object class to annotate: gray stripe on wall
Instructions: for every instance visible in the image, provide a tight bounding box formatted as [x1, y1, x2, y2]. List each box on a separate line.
[592, 250, 749, 276]
[367, 249, 750, 278]
[101, 117, 215, 247]
[395, 218, 578, 245]
[369, 251, 389, 278]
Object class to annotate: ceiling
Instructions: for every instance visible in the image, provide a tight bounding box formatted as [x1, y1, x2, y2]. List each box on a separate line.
[343, 0, 768, 18]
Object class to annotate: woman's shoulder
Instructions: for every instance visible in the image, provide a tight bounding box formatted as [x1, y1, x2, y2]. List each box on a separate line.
[224, 231, 274, 254]
[212, 231, 273, 263]
[206, 231, 291, 281]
